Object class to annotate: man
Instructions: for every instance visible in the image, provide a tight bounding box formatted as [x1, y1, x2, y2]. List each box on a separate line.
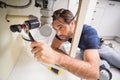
[31, 8, 100, 80]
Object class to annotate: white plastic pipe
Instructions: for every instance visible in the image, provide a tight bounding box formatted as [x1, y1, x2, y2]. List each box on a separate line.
[6, 14, 37, 22]
[69, 0, 90, 57]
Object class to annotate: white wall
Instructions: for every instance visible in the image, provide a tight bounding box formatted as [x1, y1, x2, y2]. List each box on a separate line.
[0, 0, 68, 80]
[117, 33, 120, 37]
[68, 0, 98, 24]
[0, 35, 24, 80]
[90, 0, 120, 38]
[68, 0, 79, 16]
[69, 0, 120, 38]
[53, 0, 69, 11]
[84, 0, 98, 24]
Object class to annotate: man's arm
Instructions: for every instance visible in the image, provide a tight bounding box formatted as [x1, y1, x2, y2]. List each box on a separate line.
[31, 41, 100, 80]
[58, 49, 100, 79]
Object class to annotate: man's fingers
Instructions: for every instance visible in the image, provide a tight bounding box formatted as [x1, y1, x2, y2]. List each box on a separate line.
[36, 56, 49, 63]
[34, 50, 42, 57]
[31, 41, 44, 48]
[31, 41, 37, 48]
[31, 47, 40, 54]
[30, 41, 51, 63]
[34, 52, 45, 63]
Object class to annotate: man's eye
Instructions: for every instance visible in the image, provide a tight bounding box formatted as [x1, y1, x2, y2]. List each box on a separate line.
[59, 26, 63, 29]
[58, 24, 64, 29]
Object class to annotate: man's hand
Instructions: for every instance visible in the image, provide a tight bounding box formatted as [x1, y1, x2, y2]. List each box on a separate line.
[31, 41, 60, 64]
[31, 41, 99, 79]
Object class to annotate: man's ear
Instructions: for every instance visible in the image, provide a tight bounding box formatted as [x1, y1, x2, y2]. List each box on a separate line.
[70, 20, 75, 27]
[69, 20, 75, 32]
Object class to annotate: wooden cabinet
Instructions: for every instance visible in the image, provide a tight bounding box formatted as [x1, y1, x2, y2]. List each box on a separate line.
[90, 0, 120, 37]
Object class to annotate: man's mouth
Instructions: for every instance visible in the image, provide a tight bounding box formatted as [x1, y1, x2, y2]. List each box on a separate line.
[59, 35, 68, 41]
[59, 35, 65, 39]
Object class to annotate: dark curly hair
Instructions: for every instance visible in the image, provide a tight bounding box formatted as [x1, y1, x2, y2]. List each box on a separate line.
[52, 8, 74, 24]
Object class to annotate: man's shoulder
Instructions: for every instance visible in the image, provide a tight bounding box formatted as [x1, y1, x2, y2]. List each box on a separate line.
[82, 24, 97, 35]
[80, 24, 99, 50]
[83, 24, 94, 31]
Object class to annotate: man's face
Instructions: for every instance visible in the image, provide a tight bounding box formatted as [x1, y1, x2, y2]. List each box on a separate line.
[52, 17, 74, 41]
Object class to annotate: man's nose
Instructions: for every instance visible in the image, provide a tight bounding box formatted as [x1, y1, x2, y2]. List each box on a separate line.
[56, 30, 62, 36]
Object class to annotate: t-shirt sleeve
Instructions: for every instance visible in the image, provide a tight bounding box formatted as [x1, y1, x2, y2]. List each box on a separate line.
[85, 28, 99, 49]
